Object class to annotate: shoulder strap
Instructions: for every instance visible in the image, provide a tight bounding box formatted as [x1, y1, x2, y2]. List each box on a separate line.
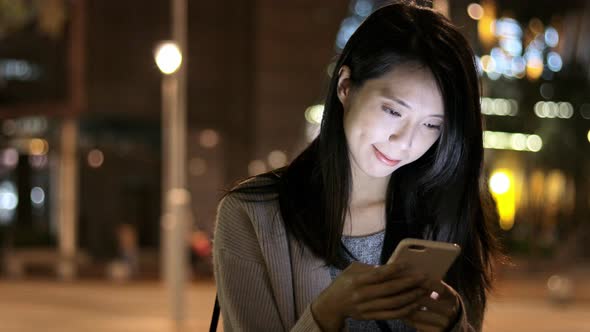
[209, 294, 220, 332]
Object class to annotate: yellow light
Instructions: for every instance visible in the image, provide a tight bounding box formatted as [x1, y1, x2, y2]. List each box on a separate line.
[526, 58, 544, 80]
[29, 138, 48, 155]
[467, 3, 484, 20]
[154, 42, 182, 74]
[587, 130, 590, 143]
[490, 172, 510, 194]
[477, 1, 496, 47]
[528, 18, 544, 35]
[489, 169, 516, 230]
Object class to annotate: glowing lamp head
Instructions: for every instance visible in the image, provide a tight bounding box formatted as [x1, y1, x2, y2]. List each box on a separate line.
[154, 41, 182, 74]
[489, 172, 511, 194]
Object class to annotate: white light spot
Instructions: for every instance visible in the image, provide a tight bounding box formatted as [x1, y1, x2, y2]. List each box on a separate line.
[527, 135, 543, 152]
[305, 105, 324, 124]
[467, 3, 484, 20]
[1, 148, 19, 168]
[547, 52, 562, 72]
[489, 172, 510, 194]
[510, 134, 527, 151]
[268, 150, 288, 169]
[30, 187, 45, 205]
[248, 160, 267, 176]
[544, 27, 559, 47]
[154, 42, 182, 74]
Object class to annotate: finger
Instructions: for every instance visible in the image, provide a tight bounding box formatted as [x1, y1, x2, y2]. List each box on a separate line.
[344, 261, 379, 274]
[421, 279, 447, 296]
[355, 262, 410, 284]
[357, 302, 421, 321]
[356, 287, 427, 312]
[415, 296, 457, 319]
[356, 275, 427, 301]
[408, 309, 450, 329]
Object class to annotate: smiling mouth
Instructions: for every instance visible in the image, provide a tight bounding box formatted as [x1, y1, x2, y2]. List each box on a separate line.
[372, 145, 401, 167]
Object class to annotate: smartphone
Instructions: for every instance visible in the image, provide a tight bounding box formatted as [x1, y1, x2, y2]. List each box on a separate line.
[387, 238, 461, 280]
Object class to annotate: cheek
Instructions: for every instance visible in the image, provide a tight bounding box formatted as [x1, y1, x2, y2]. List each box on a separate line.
[345, 113, 384, 144]
[411, 134, 439, 159]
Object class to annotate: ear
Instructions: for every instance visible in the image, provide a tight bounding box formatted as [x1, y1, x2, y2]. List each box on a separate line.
[336, 65, 352, 107]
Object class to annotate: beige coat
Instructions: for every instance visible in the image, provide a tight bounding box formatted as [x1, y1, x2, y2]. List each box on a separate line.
[213, 178, 479, 331]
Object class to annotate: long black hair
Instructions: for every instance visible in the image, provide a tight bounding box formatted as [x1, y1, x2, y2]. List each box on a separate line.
[227, 1, 500, 324]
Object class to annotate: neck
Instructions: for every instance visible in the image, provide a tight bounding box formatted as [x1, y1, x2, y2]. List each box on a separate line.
[349, 166, 390, 209]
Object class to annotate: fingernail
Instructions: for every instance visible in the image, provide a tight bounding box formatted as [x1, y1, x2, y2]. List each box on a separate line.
[430, 291, 440, 300]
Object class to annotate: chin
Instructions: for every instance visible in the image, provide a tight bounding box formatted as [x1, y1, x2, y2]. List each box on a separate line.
[363, 164, 398, 179]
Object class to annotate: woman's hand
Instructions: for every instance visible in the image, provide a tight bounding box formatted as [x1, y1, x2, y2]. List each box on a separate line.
[311, 262, 428, 332]
[403, 280, 461, 332]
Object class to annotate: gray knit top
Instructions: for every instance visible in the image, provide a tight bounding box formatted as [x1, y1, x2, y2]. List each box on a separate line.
[329, 230, 416, 332]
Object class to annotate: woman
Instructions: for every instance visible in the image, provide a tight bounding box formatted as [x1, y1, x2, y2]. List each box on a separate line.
[213, 2, 499, 331]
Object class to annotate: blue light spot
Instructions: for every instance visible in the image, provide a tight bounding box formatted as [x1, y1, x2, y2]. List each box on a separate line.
[500, 38, 522, 56]
[545, 27, 559, 47]
[354, 0, 373, 17]
[547, 52, 562, 72]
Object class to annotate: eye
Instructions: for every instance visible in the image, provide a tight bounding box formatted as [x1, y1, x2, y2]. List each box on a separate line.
[424, 122, 442, 130]
[382, 106, 401, 117]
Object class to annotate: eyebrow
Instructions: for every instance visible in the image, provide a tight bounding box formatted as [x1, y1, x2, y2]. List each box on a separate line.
[392, 97, 412, 110]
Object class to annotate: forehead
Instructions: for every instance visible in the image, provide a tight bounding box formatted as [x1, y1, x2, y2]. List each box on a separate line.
[363, 64, 444, 114]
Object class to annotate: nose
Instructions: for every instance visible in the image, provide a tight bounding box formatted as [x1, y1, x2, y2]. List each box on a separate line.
[388, 124, 416, 150]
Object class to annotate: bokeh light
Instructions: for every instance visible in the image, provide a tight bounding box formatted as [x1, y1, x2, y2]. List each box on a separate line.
[1, 148, 19, 168]
[489, 170, 516, 230]
[29, 138, 49, 156]
[490, 172, 511, 194]
[267, 150, 288, 169]
[189, 157, 207, 176]
[248, 160, 267, 176]
[30, 187, 45, 205]
[467, 3, 484, 20]
[199, 129, 220, 148]
[305, 105, 324, 124]
[154, 42, 182, 74]
[88, 149, 105, 168]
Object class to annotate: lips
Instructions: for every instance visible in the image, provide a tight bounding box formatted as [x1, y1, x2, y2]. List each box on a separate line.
[372, 145, 400, 167]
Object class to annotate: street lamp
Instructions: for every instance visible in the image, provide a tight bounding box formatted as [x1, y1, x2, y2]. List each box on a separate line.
[155, 42, 182, 74]
[154, 39, 191, 324]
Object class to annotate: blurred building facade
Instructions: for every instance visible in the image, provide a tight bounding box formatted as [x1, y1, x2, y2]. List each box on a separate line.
[0, 0, 347, 276]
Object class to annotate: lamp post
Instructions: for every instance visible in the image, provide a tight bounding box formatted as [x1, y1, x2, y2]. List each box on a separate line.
[154, 39, 191, 323]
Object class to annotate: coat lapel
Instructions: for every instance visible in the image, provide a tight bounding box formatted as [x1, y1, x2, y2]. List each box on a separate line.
[288, 233, 332, 320]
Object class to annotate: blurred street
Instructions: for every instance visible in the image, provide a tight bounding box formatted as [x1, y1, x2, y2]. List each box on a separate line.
[1, 275, 589, 332]
[2, 0, 590, 331]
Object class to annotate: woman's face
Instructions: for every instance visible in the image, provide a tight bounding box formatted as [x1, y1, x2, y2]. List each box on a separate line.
[338, 63, 444, 179]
